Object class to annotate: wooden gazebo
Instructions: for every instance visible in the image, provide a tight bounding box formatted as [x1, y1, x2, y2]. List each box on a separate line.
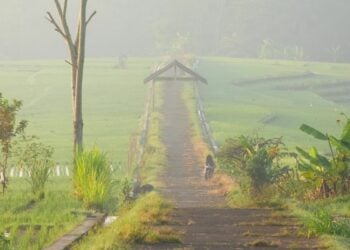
[144, 60, 207, 84]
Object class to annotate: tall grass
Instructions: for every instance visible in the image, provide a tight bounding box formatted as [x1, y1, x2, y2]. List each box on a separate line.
[73, 148, 113, 210]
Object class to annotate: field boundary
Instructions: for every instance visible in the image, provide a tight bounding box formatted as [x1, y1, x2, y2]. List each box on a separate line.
[232, 71, 315, 86]
[44, 213, 106, 250]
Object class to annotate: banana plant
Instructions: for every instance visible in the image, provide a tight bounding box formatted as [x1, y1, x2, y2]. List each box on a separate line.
[298, 119, 350, 196]
[296, 146, 333, 198]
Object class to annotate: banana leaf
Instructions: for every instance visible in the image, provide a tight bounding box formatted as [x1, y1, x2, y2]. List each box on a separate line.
[299, 124, 328, 141]
[296, 146, 331, 169]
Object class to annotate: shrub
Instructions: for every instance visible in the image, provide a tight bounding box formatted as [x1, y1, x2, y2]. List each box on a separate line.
[217, 135, 290, 195]
[246, 148, 273, 193]
[0, 93, 27, 194]
[14, 136, 54, 199]
[73, 148, 113, 210]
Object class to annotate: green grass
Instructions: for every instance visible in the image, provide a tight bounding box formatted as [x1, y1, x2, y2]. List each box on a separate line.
[0, 58, 155, 163]
[0, 178, 86, 249]
[197, 57, 350, 153]
[290, 196, 350, 249]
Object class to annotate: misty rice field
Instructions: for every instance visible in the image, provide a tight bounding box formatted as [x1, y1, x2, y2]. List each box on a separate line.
[197, 57, 350, 152]
[0, 58, 155, 164]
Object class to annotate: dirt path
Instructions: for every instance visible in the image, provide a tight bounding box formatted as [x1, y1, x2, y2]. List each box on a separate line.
[139, 82, 323, 249]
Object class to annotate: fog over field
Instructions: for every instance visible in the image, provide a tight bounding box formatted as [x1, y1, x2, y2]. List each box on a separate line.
[1, 0, 350, 62]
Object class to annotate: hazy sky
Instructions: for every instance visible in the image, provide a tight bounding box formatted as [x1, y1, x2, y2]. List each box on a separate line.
[1, 1, 349, 61]
[0, 1, 126, 59]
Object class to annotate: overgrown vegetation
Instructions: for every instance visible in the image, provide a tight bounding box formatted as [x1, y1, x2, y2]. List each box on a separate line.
[217, 135, 289, 197]
[73, 148, 114, 211]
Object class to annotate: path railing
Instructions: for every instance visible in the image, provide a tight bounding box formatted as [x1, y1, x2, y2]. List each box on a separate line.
[126, 81, 153, 179]
[193, 82, 219, 154]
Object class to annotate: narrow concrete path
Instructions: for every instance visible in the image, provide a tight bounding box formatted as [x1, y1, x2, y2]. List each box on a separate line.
[138, 82, 323, 250]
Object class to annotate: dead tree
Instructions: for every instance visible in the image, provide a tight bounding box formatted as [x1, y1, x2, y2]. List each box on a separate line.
[47, 0, 96, 154]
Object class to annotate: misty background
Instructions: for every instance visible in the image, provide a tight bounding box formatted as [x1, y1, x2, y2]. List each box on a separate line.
[1, 0, 349, 62]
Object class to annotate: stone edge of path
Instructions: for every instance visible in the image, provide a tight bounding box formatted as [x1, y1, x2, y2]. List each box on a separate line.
[44, 213, 107, 250]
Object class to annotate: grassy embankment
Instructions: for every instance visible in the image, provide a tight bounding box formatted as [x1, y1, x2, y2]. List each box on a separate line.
[0, 58, 156, 249]
[72, 82, 180, 249]
[196, 57, 350, 249]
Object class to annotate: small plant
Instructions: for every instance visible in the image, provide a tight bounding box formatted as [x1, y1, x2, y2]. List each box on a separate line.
[117, 177, 132, 204]
[14, 136, 54, 199]
[73, 148, 113, 210]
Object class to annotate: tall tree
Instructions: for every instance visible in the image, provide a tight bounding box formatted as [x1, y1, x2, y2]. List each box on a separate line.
[47, 0, 96, 154]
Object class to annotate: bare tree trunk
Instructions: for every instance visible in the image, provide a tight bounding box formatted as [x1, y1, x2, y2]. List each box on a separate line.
[74, 0, 87, 152]
[47, 0, 96, 156]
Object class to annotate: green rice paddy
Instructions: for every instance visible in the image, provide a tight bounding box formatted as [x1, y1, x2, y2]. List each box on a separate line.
[0, 58, 155, 164]
[197, 57, 350, 152]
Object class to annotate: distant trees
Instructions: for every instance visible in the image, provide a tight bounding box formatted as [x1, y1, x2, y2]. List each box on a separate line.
[47, 0, 96, 154]
[147, 0, 350, 62]
[259, 39, 304, 60]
